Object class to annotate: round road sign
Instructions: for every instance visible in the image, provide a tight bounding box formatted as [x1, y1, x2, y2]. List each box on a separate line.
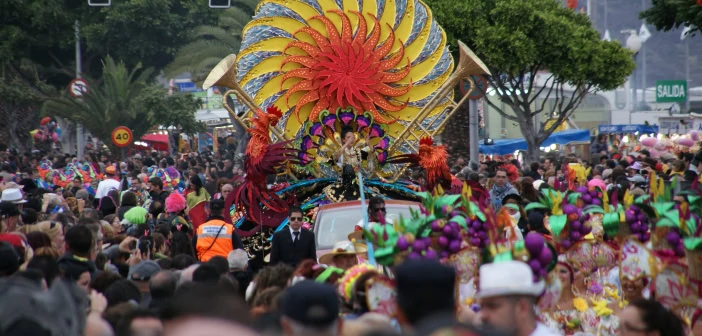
[460, 75, 488, 100]
[69, 78, 89, 98]
[111, 126, 133, 147]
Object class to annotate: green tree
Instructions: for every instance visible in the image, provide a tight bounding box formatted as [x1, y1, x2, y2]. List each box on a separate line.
[0, 0, 218, 92]
[425, 0, 635, 162]
[640, 0, 702, 36]
[42, 57, 203, 154]
[0, 64, 56, 152]
[165, 0, 259, 82]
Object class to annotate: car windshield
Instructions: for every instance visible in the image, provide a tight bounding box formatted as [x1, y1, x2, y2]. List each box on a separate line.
[314, 204, 418, 250]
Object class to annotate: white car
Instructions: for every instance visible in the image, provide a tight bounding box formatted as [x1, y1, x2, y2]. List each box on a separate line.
[313, 199, 420, 259]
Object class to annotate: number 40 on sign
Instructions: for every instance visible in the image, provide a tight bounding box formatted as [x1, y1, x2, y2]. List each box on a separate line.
[111, 126, 133, 147]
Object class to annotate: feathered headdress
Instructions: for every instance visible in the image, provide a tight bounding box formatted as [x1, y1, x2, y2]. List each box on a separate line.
[266, 105, 283, 126]
[498, 163, 519, 183]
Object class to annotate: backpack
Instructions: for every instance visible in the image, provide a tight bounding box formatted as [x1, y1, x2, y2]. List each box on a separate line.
[157, 213, 178, 227]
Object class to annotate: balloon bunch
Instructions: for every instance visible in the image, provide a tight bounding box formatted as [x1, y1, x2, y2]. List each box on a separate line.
[395, 191, 470, 261]
[574, 186, 603, 207]
[624, 204, 652, 243]
[30, 117, 62, 144]
[526, 188, 590, 250]
[520, 232, 556, 282]
[366, 186, 473, 266]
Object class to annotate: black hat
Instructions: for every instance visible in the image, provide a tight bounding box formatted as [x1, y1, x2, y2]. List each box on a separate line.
[395, 259, 456, 323]
[282, 280, 339, 327]
[0, 241, 21, 276]
[0, 202, 20, 218]
[19, 179, 37, 194]
[501, 193, 523, 206]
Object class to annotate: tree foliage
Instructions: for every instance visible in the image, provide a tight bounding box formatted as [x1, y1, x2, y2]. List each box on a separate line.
[640, 0, 702, 36]
[42, 57, 203, 154]
[0, 0, 217, 149]
[0, 64, 55, 152]
[165, 0, 259, 82]
[425, 0, 635, 161]
[0, 0, 218, 92]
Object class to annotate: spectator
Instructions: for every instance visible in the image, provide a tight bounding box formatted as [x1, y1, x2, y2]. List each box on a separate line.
[489, 168, 518, 211]
[228, 249, 253, 298]
[193, 199, 243, 262]
[280, 281, 342, 336]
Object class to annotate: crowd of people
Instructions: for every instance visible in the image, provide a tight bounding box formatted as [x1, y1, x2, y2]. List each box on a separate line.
[0, 140, 699, 336]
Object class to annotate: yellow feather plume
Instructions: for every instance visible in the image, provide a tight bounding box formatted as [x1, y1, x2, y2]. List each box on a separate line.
[462, 183, 472, 201]
[623, 189, 634, 207]
[602, 189, 610, 213]
[550, 191, 563, 215]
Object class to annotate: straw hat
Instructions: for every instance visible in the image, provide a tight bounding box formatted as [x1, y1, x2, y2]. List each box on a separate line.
[319, 240, 367, 265]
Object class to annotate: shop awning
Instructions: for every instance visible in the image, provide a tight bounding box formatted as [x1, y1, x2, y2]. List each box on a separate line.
[479, 129, 591, 155]
[598, 124, 658, 134]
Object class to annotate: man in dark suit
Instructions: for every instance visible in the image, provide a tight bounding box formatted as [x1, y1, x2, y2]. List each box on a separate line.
[269, 206, 316, 267]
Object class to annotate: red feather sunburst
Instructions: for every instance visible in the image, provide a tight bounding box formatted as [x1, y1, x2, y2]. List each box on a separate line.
[280, 10, 412, 124]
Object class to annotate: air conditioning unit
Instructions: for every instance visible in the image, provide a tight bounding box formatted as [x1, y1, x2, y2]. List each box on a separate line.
[209, 0, 231, 8]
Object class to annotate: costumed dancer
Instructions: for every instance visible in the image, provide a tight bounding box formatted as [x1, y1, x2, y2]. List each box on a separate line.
[475, 232, 560, 336]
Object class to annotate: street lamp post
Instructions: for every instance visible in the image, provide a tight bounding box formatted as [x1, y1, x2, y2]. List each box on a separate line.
[685, 34, 691, 113]
[623, 30, 642, 123]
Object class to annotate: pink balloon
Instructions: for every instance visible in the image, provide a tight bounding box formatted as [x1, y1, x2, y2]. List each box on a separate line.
[678, 138, 694, 147]
[641, 137, 657, 147]
[689, 130, 700, 141]
[51, 133, 59, 142]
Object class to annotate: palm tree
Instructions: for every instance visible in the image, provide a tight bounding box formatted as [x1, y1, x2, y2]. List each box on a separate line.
[165, 0, 259, 82]
[43, 56, 157, 154]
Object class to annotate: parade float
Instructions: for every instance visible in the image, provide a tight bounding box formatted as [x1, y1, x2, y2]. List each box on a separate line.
[202, 0, 491, 262]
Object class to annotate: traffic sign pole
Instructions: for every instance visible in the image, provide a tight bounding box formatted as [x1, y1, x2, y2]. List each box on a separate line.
[76, 20, 84, 159]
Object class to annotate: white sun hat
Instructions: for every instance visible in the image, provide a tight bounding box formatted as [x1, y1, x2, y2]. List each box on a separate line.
[476, 260, 545, 299]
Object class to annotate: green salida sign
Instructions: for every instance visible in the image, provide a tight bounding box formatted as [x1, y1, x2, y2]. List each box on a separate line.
[656, 80, 687, 103]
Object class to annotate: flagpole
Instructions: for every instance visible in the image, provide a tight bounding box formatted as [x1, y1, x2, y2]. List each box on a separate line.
[357, 171, 377, 266]
[641, 0, 648, 108]
[686, 38, 691, 113]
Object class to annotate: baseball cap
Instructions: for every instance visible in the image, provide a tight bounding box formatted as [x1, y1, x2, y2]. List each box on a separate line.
[602, 169, 613, 179]
[282, 280, 339, 327]
[128, 260, 161, 281]
[628, 175, 646, 183]
[3, 182, 22, 189]
[105, 166, 117, 175]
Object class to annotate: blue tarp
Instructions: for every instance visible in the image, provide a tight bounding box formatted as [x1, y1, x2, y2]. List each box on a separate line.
[598, 124, 658, 134]
[479, 129, 591, 155]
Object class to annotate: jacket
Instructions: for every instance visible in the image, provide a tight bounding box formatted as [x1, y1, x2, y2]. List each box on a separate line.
[194, 218, 238, 262]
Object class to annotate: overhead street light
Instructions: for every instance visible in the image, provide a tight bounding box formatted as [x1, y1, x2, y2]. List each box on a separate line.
[88, 0, 111, 6]
[209, 0, 231, 8]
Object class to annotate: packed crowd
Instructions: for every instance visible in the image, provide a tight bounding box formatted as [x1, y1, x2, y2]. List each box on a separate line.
[0, 139, 699, 336]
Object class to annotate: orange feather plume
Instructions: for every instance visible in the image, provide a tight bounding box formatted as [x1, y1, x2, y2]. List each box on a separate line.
[498, 163, 519, 183]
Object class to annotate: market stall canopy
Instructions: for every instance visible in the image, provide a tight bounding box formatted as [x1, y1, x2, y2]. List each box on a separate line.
[137, 133, 169, 151]
[479, 129, 591, 155]
[598, 124, 658, 134]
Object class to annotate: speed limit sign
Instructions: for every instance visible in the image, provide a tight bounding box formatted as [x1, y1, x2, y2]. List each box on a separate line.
[111, 126, 133, 147]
